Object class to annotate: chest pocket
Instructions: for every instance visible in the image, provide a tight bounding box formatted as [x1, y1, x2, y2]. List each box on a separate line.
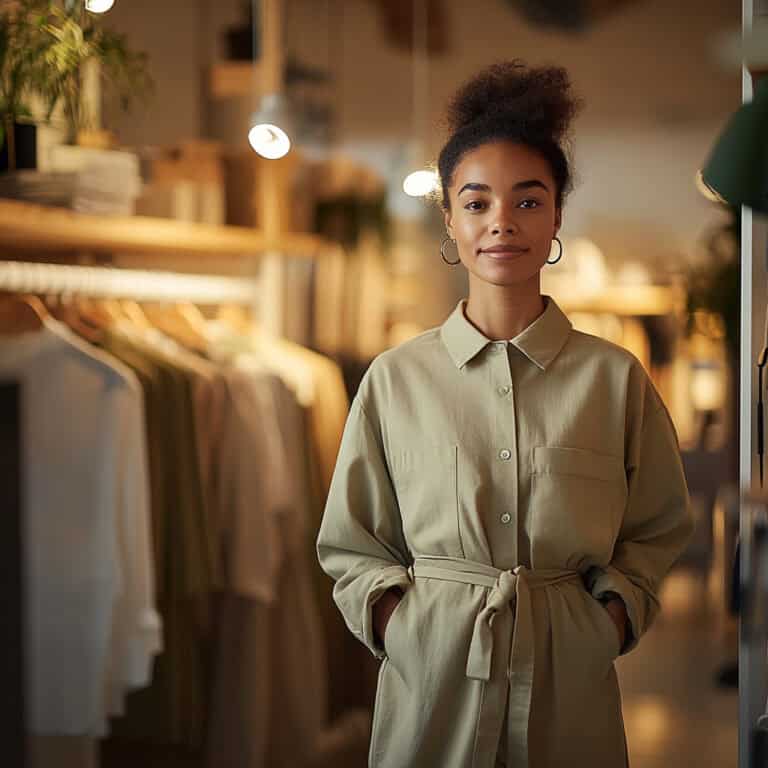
[530, 446, 626, 569]
[388, 444, 462, 557]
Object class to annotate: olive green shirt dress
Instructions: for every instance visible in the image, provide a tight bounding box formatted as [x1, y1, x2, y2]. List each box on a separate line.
[316, 295, 695, 768]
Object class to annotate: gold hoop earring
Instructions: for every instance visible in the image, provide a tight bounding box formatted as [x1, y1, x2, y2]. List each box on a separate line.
[546, 237, 563, 265]
[441, 236, 460, 266]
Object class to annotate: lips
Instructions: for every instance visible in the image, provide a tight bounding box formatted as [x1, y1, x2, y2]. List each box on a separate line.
[480, 245, 529, 256]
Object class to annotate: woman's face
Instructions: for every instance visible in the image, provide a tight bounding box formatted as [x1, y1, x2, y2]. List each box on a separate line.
[444, 140, 561, 288]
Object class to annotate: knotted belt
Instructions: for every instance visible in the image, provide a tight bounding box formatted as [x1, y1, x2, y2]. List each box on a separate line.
[411, 555, 582, 768]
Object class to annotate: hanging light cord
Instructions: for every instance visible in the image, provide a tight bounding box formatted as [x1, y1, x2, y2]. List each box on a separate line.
[252, 0, 259, 110]
[411, 0, 428, 167]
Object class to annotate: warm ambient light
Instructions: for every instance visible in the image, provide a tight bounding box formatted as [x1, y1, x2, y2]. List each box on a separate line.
[248, 123, 291, 159]
[248, 94, 294, 159]
[85, 0, 116, 12]
[403, 169, 438, 197]
[690, 360, 726, 413]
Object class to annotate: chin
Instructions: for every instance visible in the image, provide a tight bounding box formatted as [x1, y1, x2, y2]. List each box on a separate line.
[473, 263, 541, 288]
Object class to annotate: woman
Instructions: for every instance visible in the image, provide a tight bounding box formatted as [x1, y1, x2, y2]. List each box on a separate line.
[316, 60, 694, 768]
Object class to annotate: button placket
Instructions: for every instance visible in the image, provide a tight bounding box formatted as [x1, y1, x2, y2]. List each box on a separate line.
[490, 343, 519, 562]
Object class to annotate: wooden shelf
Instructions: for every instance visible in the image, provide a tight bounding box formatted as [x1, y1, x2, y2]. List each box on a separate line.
[555, 285, 682, 316]
[210, 62, 260, 99]
[0, 199, 330, 260]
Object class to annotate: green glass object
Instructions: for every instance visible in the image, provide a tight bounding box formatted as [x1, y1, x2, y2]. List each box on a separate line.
[701, 77, 768, 214]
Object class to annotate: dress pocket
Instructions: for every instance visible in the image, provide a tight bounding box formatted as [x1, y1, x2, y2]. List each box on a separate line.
[583, 591, 622, 666]
[389, 444, 463, 557]
[530, 446, 627, 568]
[382, 586, 411, 681]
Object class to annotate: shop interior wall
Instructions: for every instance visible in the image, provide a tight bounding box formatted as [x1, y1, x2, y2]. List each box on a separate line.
[101, 0, 740, 329]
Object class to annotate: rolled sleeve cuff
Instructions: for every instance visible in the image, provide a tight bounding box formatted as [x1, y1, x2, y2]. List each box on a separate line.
[585, 565, 656, 655]
[358, 564, 413, 659]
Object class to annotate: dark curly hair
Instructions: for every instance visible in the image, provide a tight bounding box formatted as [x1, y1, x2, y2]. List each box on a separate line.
[436, 60, 583, 212]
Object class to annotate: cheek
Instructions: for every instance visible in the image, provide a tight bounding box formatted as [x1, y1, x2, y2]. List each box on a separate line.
[454, 216, 483, 242]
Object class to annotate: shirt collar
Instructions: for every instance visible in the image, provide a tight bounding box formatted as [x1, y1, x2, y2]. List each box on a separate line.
[440, 294, 572, 371]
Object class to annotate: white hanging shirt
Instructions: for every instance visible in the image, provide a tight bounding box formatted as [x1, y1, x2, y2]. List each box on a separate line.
[0, 319, 161, 736]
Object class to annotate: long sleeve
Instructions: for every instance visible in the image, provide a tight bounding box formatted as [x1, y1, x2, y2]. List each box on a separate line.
[316, 394, 413, 659]
[586, 379, 695, 654]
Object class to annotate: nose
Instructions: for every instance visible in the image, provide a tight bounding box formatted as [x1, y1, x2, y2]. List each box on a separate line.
[490, 205, 520, 236]
[490, 221, 520, 236]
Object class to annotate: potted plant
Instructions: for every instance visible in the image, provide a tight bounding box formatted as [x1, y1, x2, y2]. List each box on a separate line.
[0, 0, 151, 170]
[38, 0, 152, 145]
[0, 0, 51, 170]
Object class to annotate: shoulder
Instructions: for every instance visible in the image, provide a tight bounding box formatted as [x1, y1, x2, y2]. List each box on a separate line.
[355, 326, 446, 412]
[567, 327, 642, 370]
[565, 327, 665, 411]
[568, 328, 653, 384]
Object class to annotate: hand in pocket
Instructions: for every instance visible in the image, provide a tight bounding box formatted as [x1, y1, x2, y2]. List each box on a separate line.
[374, 587, 404, 651]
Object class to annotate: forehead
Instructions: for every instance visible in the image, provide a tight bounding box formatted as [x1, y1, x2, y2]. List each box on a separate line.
[452, 141, 554, 190]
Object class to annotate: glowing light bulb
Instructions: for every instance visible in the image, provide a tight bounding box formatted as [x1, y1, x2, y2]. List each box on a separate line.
[247, 123, 291, 159]
[85, 0, 116, 13]
[403, 169, 438, 197]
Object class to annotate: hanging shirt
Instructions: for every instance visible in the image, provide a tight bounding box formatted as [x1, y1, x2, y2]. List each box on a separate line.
[207, 363, 326, 768]
[0, 319, 160, 737]
[97, 328, 213, 749]
[316, 295, 695, 768]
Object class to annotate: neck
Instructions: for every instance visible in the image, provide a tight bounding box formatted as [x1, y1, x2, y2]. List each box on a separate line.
[464, 275, 545, 340]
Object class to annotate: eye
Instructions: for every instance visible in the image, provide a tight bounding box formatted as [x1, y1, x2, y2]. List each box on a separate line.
[464, 200, 486, 211]
[519, 199, 541, 209]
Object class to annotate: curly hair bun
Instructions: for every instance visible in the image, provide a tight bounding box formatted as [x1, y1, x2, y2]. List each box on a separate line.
[445, 59, 580, 144]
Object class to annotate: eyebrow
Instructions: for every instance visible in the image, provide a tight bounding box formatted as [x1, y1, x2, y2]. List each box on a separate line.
[457, 179, 550, 196]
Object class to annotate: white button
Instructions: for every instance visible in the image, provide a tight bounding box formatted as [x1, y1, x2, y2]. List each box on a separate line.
[499, 448, 512, 461]
[492, 342, 505, 353]
[500, 513, 512, 524]
[497, 385, 511, 396]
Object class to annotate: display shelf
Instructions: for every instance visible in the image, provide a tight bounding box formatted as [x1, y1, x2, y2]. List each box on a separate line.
[551, 284, 682, 316]
[210, 62, 260, 99]
[0, 198, 329, 260]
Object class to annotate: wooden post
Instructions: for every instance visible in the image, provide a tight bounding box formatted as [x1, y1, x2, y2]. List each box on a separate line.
[256, 0, 299, 340]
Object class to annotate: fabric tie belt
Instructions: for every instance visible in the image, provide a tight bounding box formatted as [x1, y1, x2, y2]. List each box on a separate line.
[410, 555, 582, 768]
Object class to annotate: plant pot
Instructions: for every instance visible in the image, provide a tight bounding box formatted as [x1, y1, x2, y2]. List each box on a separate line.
[225, 24, 259, 60]
[0, 123, 37, 172]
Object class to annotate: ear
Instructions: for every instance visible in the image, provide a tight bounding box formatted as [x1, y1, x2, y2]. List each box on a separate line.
[553, 207, 562, 236]
[443, 209, 453, 238]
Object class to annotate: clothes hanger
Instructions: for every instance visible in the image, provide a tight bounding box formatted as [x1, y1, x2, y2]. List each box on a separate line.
[120, 299, 153, 330]
[216, 303, 255, 336]
[0, 293, 48, 335]
[51, 292, 105, 342]
[74, 295, 116, 334]
[177, 302, 209, 337]
[141, 302, 208, 354]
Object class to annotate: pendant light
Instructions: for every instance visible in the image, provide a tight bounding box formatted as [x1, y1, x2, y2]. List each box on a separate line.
[248, 0, 294, 159]
[85, 0, 116, 13]
[402, 0, 438, 197]
[248, 93, 293, 158]
[699, 20, 768, 213]
[700, 76, 768, 214]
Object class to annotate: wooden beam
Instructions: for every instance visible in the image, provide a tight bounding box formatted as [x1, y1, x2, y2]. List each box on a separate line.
[0, 200, 328, 259]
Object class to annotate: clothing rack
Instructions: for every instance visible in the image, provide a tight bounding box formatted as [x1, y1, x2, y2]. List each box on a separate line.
[0, 260, 259, 305]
